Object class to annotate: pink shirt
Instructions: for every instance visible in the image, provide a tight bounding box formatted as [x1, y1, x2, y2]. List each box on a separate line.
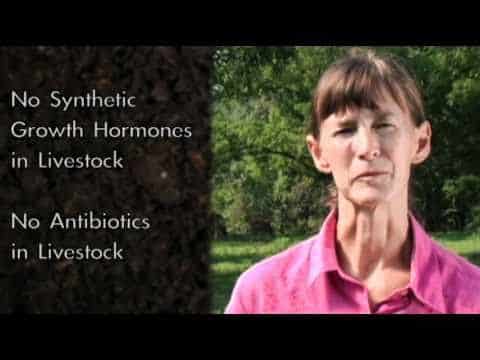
[225, 210, 480, 314]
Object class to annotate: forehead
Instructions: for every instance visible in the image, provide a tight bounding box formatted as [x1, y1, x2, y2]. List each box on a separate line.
[323, 94, 407, 124]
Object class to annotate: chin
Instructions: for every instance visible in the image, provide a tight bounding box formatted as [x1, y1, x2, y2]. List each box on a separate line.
[349, 191, 391, 209]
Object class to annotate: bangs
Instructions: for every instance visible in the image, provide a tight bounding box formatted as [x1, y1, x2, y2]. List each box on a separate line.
[314, 58, 406, 121]
[310, 49, 426, 138]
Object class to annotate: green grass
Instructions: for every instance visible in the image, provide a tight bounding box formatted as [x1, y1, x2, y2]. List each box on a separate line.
[211, 231, 480, 313]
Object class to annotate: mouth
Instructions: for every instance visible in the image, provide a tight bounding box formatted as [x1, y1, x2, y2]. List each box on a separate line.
[355, 171, 389, 180]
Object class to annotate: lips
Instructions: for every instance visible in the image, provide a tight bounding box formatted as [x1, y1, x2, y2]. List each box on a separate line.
[355, 171, 389, 180]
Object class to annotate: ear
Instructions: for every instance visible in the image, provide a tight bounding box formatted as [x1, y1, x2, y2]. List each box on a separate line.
[411, 121, 432, 165]
[306, 134, 332, 174]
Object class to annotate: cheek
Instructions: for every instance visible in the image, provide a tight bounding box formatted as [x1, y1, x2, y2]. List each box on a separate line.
[326, 141, 351, 165]
[325, 141, 353, 181]
[385, 135, 415, 179]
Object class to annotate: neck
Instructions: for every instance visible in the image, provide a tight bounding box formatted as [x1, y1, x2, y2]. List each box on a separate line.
[335, 196, 412, 281]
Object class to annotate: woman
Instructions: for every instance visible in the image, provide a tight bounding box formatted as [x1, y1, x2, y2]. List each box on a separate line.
[225, 49, 480, 314]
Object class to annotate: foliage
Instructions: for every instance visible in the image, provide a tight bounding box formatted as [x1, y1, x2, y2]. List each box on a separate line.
[443, 175, 480, 230]
[212, 46, 480, 235]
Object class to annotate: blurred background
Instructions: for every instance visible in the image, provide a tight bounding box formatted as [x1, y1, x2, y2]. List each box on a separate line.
[210, 46, 480, 313]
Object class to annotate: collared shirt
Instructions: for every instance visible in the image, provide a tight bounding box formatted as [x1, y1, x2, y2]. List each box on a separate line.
[225, 210, 480, 314]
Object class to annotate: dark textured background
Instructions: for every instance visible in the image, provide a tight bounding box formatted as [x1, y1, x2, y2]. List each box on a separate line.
[0, 46, 214, 313]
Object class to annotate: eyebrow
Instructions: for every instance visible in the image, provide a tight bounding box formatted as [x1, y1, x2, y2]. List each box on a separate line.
[336, 111, 395, 126]
[377, 111, 395, 120]
[337, 118, 358, 127]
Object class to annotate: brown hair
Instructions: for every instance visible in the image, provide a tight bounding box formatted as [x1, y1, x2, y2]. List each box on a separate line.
[309, 48, 427, 214]
[309, 48, 426, 139]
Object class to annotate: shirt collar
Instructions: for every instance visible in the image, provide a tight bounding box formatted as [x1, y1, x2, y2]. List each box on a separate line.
[307, 209, 447, 314]
[307, 209, 340, 285]
[408, 214, 447, 314]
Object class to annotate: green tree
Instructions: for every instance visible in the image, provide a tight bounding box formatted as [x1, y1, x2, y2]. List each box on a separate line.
[212, 46, 480, 235]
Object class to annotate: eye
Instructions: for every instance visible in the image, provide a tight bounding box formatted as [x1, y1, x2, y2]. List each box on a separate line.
[334, 127, 356, 136]
[375, 122, 393, 129]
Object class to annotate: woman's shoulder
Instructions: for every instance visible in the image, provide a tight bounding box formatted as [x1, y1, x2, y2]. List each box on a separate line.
[224, 235, 319, 313]
[431, 239, 480, 313]
[233, 235, 317, 292]
[431, 239, 480, 282]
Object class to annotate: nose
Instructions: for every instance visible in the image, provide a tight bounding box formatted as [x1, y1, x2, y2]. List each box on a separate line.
[353, 127, 381, 160]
